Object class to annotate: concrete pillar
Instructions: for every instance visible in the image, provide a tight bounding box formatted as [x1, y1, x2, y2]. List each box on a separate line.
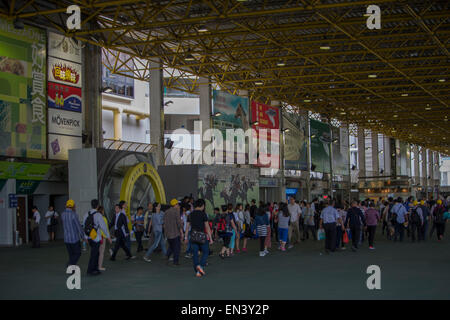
[428, 150, 434, 196]
[413, 145, 420, 184]
[357, 127, 366, 177]
[421, 148, 428, 190]
[371, 132, 379, 176]
[0, 179, 16, 246]
[383, 135, 391, 176]
[83, 41, 103, 148]
[277, 103, 286, 202]
[113, 110, 122, 141]
[149, 59, 165, 167]
[199, 77, 211, 152]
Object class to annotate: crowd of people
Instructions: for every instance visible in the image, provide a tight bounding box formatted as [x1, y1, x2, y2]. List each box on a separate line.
[39, 194, 450, 278]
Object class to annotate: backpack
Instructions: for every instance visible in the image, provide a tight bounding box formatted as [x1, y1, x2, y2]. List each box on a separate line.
[435, 206, 445, 224]
[84, 211, 98, 236]
[50, 212, 58, 226]
[216, 214, 227, 232]
[388, 204, 397, 224]
[410, 208, 421, 224]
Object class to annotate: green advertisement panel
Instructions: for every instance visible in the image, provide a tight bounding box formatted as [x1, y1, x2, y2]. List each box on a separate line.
[310, 119, 331, 173]
[0, 161, 50, 180]
[16, 180, 41, 194]
[0, 18, 47, 159]
[331, 126, 350, 176]
[283, 112, 308, 171]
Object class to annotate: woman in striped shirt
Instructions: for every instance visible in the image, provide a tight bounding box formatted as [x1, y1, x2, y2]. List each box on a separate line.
[254, 205, 270, 257]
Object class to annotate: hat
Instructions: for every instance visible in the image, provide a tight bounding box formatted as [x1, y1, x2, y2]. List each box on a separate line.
[170, 198, 179, 206]
[437, 199, 442, 205]
[420, 200, 425, 205]
[66, 199, 75, 208]
[413, 200, 418, 206]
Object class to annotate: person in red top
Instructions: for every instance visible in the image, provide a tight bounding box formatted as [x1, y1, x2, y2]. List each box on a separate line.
[364, 202, 380, 250]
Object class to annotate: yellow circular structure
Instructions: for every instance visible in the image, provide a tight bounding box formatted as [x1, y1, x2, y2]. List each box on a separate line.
[120, 162, 166, 230]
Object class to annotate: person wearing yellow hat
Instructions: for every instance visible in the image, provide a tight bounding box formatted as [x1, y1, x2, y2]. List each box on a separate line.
[164, 199, 184, 266]
[60, 199, 85, 267]
[432, 199, 446, 241]
[409, 201, 423, 242]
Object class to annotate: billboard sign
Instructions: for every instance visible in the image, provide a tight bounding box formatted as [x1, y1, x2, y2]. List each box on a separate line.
[310, 119, 331, 173]
[48, 56, 82, 88]
[48, 108, 82, 137]
[47, 82, 82, 112]
[0, 18, 47, 159]
[48, 32, 82, 63]
[283, 113, 308, 171]
[48, 133, 82, 160]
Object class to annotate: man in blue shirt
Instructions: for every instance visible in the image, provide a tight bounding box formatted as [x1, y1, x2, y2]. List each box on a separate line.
[61, 199, 85, 267]
[319, 200, 343, 253]
[392, 198, 408, 242]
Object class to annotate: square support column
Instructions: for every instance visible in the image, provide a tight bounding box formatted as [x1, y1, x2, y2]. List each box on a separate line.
[357, 127, 366, 178]
[371, 132, 379, 176]
[383, 135, 391, 176]
[149, 60, 165, 167]
[199, 77, 211, 153]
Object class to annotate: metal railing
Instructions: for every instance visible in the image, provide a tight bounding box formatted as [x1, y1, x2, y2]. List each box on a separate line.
[103, 139, 157, 153]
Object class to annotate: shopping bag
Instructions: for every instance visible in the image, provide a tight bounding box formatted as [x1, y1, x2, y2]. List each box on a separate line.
[317, 228, 325, 241]
[346, 228, 352, 240]
[343, 231, 349, 244]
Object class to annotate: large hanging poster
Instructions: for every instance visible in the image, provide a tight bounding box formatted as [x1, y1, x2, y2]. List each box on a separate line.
[213, 90, 249, 131]
[0, 18, 47, 159]
[48, 56, 82, 88]
[283, 112, 308, 171]
[310, 119, 331, 173]
[331, 125, 350, 176]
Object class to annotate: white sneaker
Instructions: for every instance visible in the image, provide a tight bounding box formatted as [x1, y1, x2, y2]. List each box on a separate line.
[259, 251, 266, 257]
[143, 256, 151, 262]
[109, 249, 113, 256]
[288, 245, 294, 249]
[264, 249, 269, 254]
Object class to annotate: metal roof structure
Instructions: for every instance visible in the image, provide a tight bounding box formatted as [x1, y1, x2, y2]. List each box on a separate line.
[1, 0, 449, 154]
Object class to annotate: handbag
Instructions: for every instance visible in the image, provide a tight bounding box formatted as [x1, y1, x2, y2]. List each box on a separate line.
[343, 231, 349, 244]
[190, 230, 207, 244]
[317, 228, 325, 241]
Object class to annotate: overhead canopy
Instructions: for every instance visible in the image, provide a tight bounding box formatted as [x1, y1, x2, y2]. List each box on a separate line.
[1, 0, 449, 154]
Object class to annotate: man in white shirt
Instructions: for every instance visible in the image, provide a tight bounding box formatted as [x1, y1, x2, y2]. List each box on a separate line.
[30, 206, 41, 248]
[287, 197, 302, 248]
[45, 205, 59, 242]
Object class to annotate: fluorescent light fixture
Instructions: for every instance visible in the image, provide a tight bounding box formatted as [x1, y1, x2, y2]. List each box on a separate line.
[304, 99, 311, 102]
[320, 46, 330, 50]
[198, 25, 208, 32]
[255, 81, 264, 86]
[368, 74, 377, 78]
[401, 93, 409, 97]
[276, 61, 286, 67]
[214, 112, 221, 117]
[438, 79, 446, 82]
[185, 53, 195, 61]
[282, 128, 290, 133]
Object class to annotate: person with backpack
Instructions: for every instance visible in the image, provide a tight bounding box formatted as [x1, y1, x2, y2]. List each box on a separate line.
[433, 200, 446, 241]
[218, 205, 237, 258]
[143, 202, 167, 262]
[110, 203, 135, 262]
[409, 201, 424, 243]
[45, 205, 59, 242]
[132, 206, 145, 253]
[392, 198, 408, 242]
[82, 199, 111, 276]
[61, 199, 85, 267]
[184, 199, 213, 277]
[344, 201, 365, 252]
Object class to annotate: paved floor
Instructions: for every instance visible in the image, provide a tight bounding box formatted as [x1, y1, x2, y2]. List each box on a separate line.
[0, 228, 449, 300]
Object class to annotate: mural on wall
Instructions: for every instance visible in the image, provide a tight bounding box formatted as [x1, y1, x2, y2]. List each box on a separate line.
[310, 119, 331, 173]
[331, 125, 350, 176]
[198, 165, 259, 215]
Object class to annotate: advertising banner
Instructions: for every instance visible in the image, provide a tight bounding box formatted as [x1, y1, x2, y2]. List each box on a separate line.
[283, 113, 308, 171]
[0, 18, 46, 159]
[48, 133, 82, 160]
[48, 32, 82, 63]
[0, 161, 50, 180]
[48, 56, 82, 88]
[251, 101, 280, 168]
[48, 108, 82, 137]
[213, 90, 249, 131]
[310, 119, 331, 173]
[331, 126, 350, 176]
[47, 82, 82, 112]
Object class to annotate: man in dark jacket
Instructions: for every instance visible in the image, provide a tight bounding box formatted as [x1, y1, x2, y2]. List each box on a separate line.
[345, 201, 366, 251]
[418, 200, 430, 241]
[110, 204, 135, 261]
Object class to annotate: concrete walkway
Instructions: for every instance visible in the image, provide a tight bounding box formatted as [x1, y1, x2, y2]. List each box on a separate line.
[0, 228, 449, 300]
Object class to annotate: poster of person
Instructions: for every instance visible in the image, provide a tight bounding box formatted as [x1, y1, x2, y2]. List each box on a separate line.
[331, 125, 350, 176]
[283, 112, 308, 171]
[0, 18, 46, 159]
[310, 119, 331, 173]
[198, 165, 259, 216]
[251, 101, 280, 168]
